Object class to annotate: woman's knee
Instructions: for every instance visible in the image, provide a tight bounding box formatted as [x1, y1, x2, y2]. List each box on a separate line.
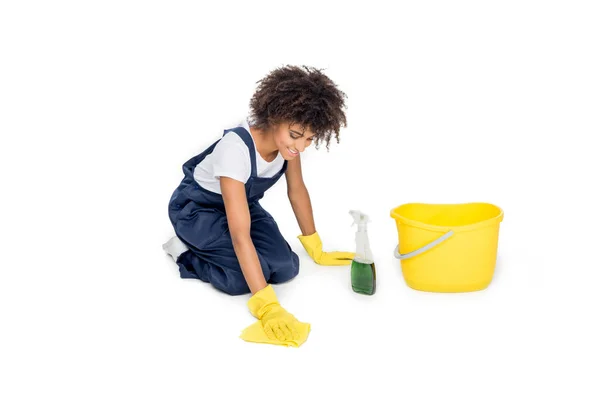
[268, 250, 300, 284]
[209, 266, 251, 296]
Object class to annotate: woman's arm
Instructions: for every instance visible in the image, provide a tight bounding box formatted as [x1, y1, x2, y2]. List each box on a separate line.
[220, 176, 267, 294]
[285, 156, 316, 236]
[286, 155, 355, 266]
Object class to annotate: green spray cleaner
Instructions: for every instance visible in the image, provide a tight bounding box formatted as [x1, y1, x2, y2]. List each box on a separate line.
[349, 210, 376, 295]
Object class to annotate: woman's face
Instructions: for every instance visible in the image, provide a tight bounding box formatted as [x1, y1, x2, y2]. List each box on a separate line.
[272, 122, 316, 160]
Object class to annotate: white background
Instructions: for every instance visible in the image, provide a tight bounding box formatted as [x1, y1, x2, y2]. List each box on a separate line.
[1, 0, 599, 399]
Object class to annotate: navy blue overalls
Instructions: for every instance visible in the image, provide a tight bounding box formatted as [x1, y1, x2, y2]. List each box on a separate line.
[168, 126, 300, 295]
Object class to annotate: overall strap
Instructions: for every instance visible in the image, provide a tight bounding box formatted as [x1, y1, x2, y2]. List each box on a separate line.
[223, 127, 258, 178]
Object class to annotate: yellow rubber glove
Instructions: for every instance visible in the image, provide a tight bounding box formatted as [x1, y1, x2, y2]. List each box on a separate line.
[240, 285, 311, 347]
[297, 231, 355, 266]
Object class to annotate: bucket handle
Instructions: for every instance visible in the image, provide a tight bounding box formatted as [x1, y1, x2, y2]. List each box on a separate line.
[393, 230, 454, 260]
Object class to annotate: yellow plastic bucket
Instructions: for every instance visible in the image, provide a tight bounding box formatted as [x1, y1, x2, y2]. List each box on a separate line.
[390, 203, 504, 293]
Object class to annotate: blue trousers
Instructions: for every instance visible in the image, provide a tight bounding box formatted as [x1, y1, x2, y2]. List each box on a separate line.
[173, 202, 299, 295]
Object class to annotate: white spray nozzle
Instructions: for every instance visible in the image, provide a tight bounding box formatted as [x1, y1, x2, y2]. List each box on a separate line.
[349, 210, 370, 227]
[349, 209, 373, 263]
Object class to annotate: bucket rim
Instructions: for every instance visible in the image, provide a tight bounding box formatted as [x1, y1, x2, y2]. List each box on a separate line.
[389, 202, 504, 233]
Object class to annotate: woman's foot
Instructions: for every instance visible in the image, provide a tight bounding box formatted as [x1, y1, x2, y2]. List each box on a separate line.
[162, 236, 189, 262]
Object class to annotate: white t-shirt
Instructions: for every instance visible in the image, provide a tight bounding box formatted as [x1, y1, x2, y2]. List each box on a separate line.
[193, 119, 285, 194]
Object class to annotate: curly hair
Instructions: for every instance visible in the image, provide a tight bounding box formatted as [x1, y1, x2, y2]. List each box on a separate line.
[249, 65, 348, 150]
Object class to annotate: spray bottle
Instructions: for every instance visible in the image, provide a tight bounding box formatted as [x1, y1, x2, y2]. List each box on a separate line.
[349, 210, 376, 295]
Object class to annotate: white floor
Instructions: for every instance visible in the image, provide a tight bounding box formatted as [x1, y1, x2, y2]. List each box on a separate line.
[2, 1, 599, 399]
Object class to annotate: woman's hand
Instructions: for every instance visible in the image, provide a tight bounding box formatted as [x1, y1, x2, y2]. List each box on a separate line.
[298, 231, 355, 266]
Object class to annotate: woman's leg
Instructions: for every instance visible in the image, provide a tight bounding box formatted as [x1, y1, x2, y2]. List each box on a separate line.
[249, 205, 300, 285]
[173, 205, 272, 295]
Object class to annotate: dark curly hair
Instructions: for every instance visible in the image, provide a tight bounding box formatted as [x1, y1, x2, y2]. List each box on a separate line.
[249, 65, 348, 150]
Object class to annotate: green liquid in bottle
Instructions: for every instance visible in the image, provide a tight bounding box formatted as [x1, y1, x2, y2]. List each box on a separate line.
[351, 260, 376, 295]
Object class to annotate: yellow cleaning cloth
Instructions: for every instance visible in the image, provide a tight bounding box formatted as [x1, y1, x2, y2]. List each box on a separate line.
[240, 320, 311, 347]
[240, 284, 311, 347]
